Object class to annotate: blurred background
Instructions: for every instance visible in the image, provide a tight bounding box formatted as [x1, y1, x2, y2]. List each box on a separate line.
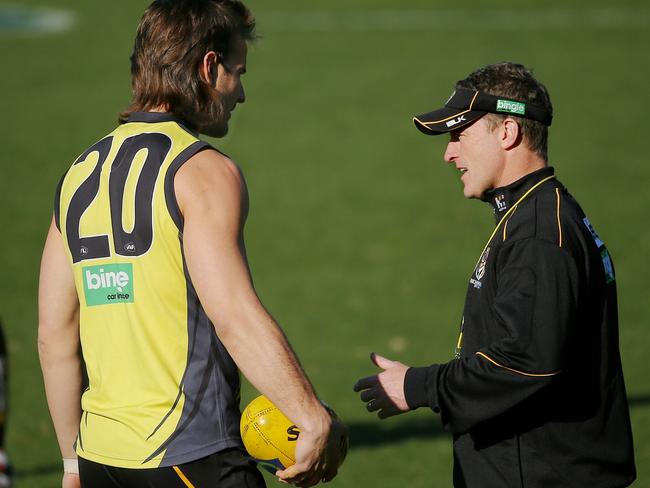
[1, 0, 649, 486]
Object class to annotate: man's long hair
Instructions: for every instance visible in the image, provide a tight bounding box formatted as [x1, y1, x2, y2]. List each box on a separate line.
[457, 62, 553, 162]
[119, 0, 255, 129]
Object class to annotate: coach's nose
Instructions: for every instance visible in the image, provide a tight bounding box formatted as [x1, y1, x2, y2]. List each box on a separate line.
[444, 139, 459, 164]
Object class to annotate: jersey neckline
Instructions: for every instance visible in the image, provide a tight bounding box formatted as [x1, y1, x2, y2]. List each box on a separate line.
[126, 112, 199, 137]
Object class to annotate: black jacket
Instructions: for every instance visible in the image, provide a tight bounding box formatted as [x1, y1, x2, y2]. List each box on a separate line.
[405, 167, 636, 488]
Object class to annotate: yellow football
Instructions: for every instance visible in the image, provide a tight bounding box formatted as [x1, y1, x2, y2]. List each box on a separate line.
[240, 395, 348, 474]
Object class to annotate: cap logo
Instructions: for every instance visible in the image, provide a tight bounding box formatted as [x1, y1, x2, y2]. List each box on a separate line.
[497, 100, 526, 115]
[445, 115, 466, 128]
[496, 99, 525, 115]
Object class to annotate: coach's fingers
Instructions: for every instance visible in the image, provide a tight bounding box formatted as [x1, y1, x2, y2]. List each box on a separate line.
[366, 398, 381, 412]
[370, 352, 397, 369]
[368, 396, 397, 413]
[359, 388, 378, 403]
[377, 402, 404, 419]
[353, 375, 378, 392]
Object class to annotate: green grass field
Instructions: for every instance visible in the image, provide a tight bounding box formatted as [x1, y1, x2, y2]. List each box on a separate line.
[2, 0, 649, 486]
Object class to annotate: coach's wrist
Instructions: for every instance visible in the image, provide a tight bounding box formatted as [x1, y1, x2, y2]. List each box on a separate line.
[404, 367, 428, 409]
[63, 458, 79, 475]
[404, 365, 441, 412]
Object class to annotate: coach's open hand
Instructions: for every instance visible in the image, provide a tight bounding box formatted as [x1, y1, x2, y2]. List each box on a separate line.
[354, 353, 410, 419]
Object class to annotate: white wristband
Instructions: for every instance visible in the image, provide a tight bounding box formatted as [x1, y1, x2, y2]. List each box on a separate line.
[63, 458, 79, 475]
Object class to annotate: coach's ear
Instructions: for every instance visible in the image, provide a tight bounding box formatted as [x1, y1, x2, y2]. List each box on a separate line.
[201, 51, 219, 88]
[500, 117, 522, 150]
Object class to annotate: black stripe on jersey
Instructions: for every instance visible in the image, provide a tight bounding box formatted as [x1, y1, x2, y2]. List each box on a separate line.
[143, 255, 241, 466]
[141, 279, 218, 464]
[53, 169, 69, 231]
[147, 388, 184, 442]
[164, 141, 211, 232]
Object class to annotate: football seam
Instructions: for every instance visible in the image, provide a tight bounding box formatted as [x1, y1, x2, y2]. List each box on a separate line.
[251, 421, 296, 463]
[250, 406, 277, 419]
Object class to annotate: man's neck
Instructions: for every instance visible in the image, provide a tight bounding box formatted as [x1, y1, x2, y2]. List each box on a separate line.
[496, 147, 547, 188]
[149, 105, 170, 113]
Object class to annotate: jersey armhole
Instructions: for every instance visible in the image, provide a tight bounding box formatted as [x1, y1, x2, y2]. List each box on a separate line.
[53, 169, 70, 232]
[164, 141, 212, 233]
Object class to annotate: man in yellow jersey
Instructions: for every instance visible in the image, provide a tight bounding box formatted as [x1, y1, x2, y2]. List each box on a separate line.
[38, 1, 345, 487]
[355, 62, 635, 487]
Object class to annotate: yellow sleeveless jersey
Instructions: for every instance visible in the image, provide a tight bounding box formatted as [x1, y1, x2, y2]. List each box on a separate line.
[55, 112, 242, 468]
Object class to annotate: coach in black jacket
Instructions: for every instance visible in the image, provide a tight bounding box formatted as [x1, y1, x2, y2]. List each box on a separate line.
[354, 62, 636, 487]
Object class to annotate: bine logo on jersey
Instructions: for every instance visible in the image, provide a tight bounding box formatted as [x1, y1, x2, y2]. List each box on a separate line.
[82, 263, 134, 306]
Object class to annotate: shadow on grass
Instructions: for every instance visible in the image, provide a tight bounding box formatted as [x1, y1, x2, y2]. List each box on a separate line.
[13, 394, 650, 477]
[347, 416, 449, 450]
[629, 393, 650, 407]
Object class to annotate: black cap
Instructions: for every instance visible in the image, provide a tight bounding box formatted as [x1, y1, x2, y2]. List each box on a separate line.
[413, 87, 553, 135]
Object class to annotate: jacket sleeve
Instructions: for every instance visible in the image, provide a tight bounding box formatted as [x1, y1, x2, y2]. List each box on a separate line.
[404, 238, 581, 434]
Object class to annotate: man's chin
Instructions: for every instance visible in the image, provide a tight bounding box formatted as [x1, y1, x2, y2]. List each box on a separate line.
[463, 187, 482, 200]
[200, 122, 229, 138]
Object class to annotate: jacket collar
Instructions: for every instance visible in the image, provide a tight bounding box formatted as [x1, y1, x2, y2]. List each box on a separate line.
[484, 166, 555, 223]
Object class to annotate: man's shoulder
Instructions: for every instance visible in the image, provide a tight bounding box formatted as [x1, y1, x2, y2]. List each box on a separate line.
[184, 148, 244, 184]
[174, 148, 247, 216]
[502, 184, 587, 250]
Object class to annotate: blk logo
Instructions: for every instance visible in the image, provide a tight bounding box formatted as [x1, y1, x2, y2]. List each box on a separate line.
[446, 115, 466, 128]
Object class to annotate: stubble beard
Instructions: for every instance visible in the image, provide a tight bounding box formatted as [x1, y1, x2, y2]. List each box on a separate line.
[196, 97, 229, 138]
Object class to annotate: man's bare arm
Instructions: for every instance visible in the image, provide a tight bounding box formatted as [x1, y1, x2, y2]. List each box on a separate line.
[38, 218, 82, 488]
[176, 149, 342, 485]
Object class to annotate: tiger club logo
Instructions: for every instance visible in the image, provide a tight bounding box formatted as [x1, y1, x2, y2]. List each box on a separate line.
[476, 247, 490, 280]
[470, 247, 490, 289]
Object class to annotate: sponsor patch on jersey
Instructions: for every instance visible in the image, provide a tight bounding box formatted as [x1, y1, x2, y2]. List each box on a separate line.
[582, 217, 604, 248]
[601, 249, 615, 283]
[582, 217, 615, 283]
[82, 263, 134, 306]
